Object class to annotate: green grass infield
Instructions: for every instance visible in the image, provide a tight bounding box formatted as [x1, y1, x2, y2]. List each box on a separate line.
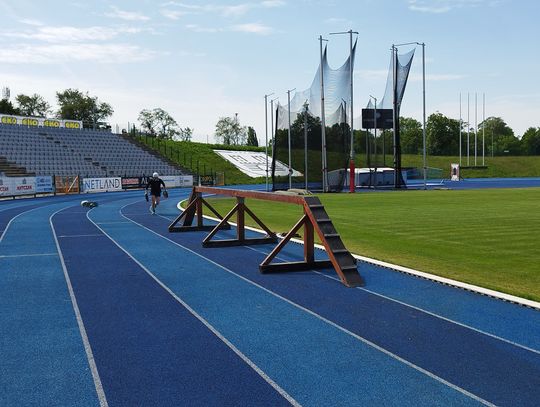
[203, 188, 540, 302]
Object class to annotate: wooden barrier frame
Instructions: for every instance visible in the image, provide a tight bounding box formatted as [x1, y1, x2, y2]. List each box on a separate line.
[168, 187, 364, 288]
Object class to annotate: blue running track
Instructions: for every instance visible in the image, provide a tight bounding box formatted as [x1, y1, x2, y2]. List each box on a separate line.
[1, 186, 539, 406]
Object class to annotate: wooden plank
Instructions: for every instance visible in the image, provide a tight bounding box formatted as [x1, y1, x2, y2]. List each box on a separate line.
[194, 186, 305, 205]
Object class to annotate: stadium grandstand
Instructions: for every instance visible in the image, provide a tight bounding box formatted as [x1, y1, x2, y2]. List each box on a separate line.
[0, 122, 187, 178]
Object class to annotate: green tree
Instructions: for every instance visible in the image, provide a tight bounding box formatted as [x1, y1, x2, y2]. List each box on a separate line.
[426, 112, 460, 155]
[15, 93, 51, 117]
[56, 89, 113, 128]
[400, 117, 423, 154]
[138, 109, 157, 136]
[246, 126, 258, 146]
[0, 99, 20, 115]
[177, 127, 193, 142]
[521, 127, 540, 155]
[215, 116, 246, 145]
[138, 108, 181, 139]
[478, 117, 517, 156]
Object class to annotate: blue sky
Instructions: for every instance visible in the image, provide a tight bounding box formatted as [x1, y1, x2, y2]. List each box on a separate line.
[0, 0, 538, 142]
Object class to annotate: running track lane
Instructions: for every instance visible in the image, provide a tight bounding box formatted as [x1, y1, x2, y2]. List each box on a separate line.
[123, 198, 540, 407]
[52, 201, 293, 406]
[90, 198, 484, 406]
[0, 202, 101, 406]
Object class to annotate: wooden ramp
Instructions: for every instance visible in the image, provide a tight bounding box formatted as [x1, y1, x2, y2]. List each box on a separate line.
[169, 187, 363, 288]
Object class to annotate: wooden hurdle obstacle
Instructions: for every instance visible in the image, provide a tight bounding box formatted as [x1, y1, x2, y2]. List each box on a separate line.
[168, 187, 363, 288]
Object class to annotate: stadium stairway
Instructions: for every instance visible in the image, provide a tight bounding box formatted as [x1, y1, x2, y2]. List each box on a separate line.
[0, 156, 34, 177]
[119, 133, 192, 176]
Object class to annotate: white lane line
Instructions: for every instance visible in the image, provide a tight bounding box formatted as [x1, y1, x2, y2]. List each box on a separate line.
[117, 204, 493, 406]
[0, 205, 51, 243]
[95, 221, 131, 224]
[58, 234, 104, 238]
[162, 204, 540, 354]
[172, 201, 540, 310]
[0, 253, 58, 258]
[50, 208, 109, 407]
[243, 245, 540, 356]
[87, 204, 301, 407]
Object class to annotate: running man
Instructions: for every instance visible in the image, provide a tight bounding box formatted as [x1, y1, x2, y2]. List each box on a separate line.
[145, 172, 167, 214]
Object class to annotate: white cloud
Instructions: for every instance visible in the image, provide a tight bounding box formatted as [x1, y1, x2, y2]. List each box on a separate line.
[230, 23, 273, 34]
[1, 25, 142, 43]
[185, 24, 221, 33]
[408, 0, 487, 13]
[0, 43, 158, 64]
[105, 6, 150, 21]
[18, 18, 44, 26]
[160, 9, 193, 20]
[159, 1, 285, 18]
[185, 22, 273, 35]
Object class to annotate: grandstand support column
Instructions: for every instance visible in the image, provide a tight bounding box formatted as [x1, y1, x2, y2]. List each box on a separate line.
[319, 35, 329, 192]
[330, 29, 358, 193]
[264, 92, 274, 192]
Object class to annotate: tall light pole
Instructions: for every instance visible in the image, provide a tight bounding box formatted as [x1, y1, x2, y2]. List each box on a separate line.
[482, 93, 485, 166]
[235, 112, 239, 146]
[330, 29, 358, 193]
[287, 88, 295, 189]
[303, 101, 309, 190]
[319, 35, 328, 192]
[264, 92, 274, 191]
[369, 95, 377, 187]
[394, 41, 426, 189]
[270, 97, 279, 191]
[475, 92, 478, 166]
[467, 93, 470, 166]
[459, 93, 462, 166]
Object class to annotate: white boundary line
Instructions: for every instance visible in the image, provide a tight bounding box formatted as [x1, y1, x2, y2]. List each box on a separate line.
[87, 203, 301, 407]
[175, 199, 540, 311]
[0, 253, 58, 258]
[0, 205, 51, 243]
[166, 202, 540, 355]
[242, 245, 540, 356]
[50, 207, 109, 407]
[119, 201, 493, 406]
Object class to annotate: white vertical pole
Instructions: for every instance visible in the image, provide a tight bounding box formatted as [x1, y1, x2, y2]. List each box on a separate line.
[287, 89, 293, 189]
[483, 93, 485, 166]
[422, 42, 426, 190]
[349, 30, 355, 193]
[467, 93, 470, 166]
[459, 93, 462, 165]
[264, 94, 269, 191]
[304, 102, 308, 190]
[319, 35, 328, 192]
[475, 92, 478, 166]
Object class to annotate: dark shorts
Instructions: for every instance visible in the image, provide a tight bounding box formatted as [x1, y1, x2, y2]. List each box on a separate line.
[150, 191, 161, 197]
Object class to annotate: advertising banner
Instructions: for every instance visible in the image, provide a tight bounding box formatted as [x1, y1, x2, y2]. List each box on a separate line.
[35, 176, 53, 193]
[0, 114, 82, 129]
[0, 177, 36, 196]
[179, 175, 193, 187]
[0, 177, 12, 196]
[82, 177, 122, 193]
[121, 177, 142, 189]
[214, 150, 301, 178]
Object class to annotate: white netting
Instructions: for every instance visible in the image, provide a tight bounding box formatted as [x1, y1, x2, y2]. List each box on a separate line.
[366, 48, 416, 110]
[276, 42, 356, 130]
